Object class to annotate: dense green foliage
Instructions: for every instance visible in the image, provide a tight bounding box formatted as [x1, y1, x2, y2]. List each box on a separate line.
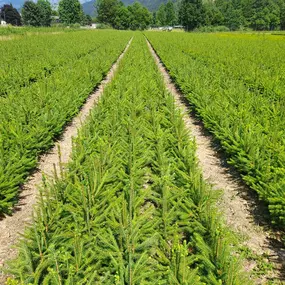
[0, 31, 131, 214]
[95, 0, 285, 31]
[177, 0, 285, 30]
[82, 14, 93, 25]
[145, 31, 285, 226]
[96, 0, 118, 25]
[8, 34, 249, 284]
[96, 0, 152, 30]
[0, 31, 108, 97]
[21, 0, 88, 26]
[22, 1, 41, 27]
[3, 0, 285, 30]
[155, 1, 177, 26]
[90, 0, 285, 30]
[179, 0, 204, 30]
[37, 0, 52, 27]
[58, 0, 83, 24]
[216, 0, 284, 30]
[21, 0, 52, 27]
[0, 4, 22, 26]
[118, 0, 285, 31]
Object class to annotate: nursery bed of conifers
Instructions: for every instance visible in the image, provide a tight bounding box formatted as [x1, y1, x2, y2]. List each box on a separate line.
[145, 32, 285, 227]
[7, 34, 249, 284]
[0, 30, 132, 214]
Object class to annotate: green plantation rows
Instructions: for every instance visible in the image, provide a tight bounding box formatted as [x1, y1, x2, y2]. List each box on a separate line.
[8, 35, 248, 284]
[0, 31, 132, 214]
[153, 33, 285, 100]
[145, 32, 285, 226]
[0, 31, 123, 97]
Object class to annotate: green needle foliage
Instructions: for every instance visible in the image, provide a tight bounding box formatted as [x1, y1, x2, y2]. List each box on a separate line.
[8, 34, 250, 284]
[145, 31, 285, 227]
[0, 30, 132, 214]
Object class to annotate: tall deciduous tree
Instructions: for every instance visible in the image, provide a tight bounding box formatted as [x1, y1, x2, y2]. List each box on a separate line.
[38, 0, 52, 26]
[114, 5, 131, 29]
[203, 1, 224, 26]
[179, 0, 205, 30]
[156, 3, 166, 26]
[249, 0, 280, 30]
[127, 2, 152, 30]
[152, 11, 157, 26]
[22, 1, 41, 26]
[280, 0, 285, 29]
[96, 0, 120, 26]
[83, 14, 92, 25]
[0, 4, 22, 26]
[58, 0, 83, 24]
[165, 0, 176, 26]
[214, 0, 284, 30]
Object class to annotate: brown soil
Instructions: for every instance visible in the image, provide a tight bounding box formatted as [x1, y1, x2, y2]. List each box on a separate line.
[0, 38, 132, 284]
[146, 39, 285, 284]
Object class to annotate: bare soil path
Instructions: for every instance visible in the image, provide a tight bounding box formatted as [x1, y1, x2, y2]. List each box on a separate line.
[146, 38, 285, 284]
[0, 38, 132, 284]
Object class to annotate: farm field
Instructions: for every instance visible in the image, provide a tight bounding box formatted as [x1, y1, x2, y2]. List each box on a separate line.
[0, 30, 132, 213]
[145, 31, 285, 227]
[0, 30, 124, 97]
[6, 34, 248, 285]
[0, 29, 285, 284]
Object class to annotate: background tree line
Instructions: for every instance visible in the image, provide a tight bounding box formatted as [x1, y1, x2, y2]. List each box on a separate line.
[96, 0, 152, 30]
[0, 0, 92, 27]
[0, 4, 22, 26]
[96, 0, 285, 31]
[1, 0, 285, 31]
[179, 0, 285, 31]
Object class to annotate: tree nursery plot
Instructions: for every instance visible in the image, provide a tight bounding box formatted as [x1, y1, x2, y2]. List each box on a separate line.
[0, 30, 132, 214]
[7, 34, 249, 284]
[0, 30, 123, 97]
[3, 29, 285, 284]
[145, 31, 285, 227]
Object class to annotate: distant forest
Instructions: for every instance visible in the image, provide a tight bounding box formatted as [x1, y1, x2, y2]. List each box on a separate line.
[1, 0, 285, 31]
[95, 0, 285, 31]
